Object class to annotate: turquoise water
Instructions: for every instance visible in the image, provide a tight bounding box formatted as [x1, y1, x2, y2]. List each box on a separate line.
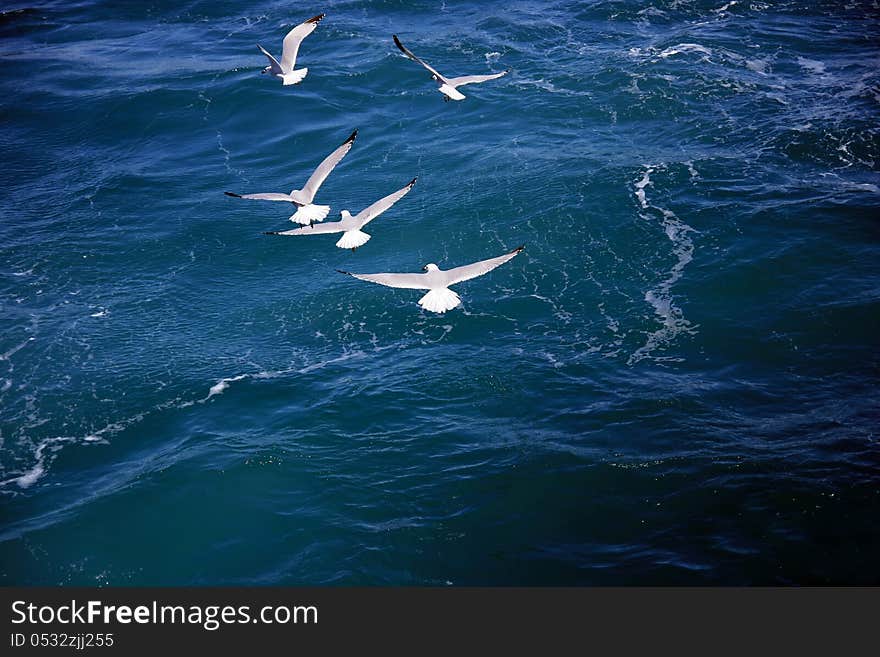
[1, 0, 878, 585]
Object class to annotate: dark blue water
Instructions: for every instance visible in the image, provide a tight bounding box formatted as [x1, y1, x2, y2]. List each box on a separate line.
[1, 0, 879, 585]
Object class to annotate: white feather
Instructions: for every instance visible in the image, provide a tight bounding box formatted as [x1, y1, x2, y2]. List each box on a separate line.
[439, 84, 466, 101]
[281, 68, 308, 85]
[289, 204, 330, 225]
[336, 230, 371, 250]
[418, 288, 461, 313]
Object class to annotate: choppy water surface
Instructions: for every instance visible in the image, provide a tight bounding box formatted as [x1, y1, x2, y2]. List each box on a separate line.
[1, 0, 878, 584]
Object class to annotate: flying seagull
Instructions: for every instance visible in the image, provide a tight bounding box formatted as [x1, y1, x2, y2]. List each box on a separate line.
[338, 245, 524, 313]
[225, 129, 356, 225]
[393, 34, 509, 101]
[258, 13, 325, 86]
[265, 178, 417, 251]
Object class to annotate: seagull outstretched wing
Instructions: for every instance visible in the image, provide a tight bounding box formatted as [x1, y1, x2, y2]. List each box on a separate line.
[257, 44, 283, 75]
[266, 223, 343, 236]
[353, 178, 417, 227]
[280, 13, 325, 73]
[224, 191, 292, 202]
[443, 245, 525, 286]
[445, 71, 509, 87]
[393, 35, 448, 83]
[338, 271, 430, 290]
[299, 129, 358, 202]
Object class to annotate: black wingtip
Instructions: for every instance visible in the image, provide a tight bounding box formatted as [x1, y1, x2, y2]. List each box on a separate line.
[306, 13, 325, 24]
[344, 128, 358, 144]
[264, 231, 281, 235]
[224, 191, 242, 198]
[336, 269, 352, 276]
[393, 34, 405, 51]
[513, 244, 525, 253]
[408, 177, 418, 187]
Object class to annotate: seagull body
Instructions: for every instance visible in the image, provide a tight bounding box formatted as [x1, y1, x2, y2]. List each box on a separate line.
[225, 129, 356, 225]
[393, 35, 508, 101]
[266, 178, 417, 251]
[339, 245, 524, 313]
[258, 13, 324, 86]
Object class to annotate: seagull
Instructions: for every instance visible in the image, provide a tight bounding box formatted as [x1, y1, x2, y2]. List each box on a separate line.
[338, 245, 524, 313]
[258, 13, 325, 86]
[393, 34, 509, 101]
[265, 178, 417, 251]
[225, 129, 356, 225]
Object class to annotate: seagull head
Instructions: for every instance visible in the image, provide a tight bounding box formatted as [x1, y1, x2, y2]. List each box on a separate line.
[423, 264, 439, 272]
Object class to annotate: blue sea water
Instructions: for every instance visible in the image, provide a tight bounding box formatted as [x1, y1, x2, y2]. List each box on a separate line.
[1, 0, 879, 585]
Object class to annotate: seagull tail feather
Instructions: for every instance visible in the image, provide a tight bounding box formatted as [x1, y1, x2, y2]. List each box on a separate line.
[418, 288, 461, 314]
[281, 68, 308, 85]
[290, 204, 330, 224]
[336, 230, 371, 250]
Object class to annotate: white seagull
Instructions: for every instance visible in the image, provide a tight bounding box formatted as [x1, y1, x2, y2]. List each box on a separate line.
[258, 13, 325, 86]
[225, 129, 356, 225]
[393, 34, 509, 101]
[265, 178, 417, 251]
[338, 245, 525, 313]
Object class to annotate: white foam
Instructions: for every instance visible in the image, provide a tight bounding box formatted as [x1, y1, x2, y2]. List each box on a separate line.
[745, 58, 769, 74]
[796, 57, 826, 74]
[15, 461, 44, 488]
[207, 351, 367, 400]
[540, 351, 565, 369]
[629, 167, 698, 365]
[1, 337, 35, 361]
[846, 182, 880, 193]
[637, 7, 666, 18]
[216, 130, 246, 178]
[208, 374, 248, 398]
[83, 414, 145, 443]
[1, 351, 372, 491]
[4, 440, 55, 489]
[659, 43, 712, 59]
[513, 77, 587, 97]
[298, 350, 365, 374]
[634, 167, 654, 209]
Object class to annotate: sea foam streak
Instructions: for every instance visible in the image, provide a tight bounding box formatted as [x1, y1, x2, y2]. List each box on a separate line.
[629, 165, 698, 365]
[0, 351, 369, 492]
